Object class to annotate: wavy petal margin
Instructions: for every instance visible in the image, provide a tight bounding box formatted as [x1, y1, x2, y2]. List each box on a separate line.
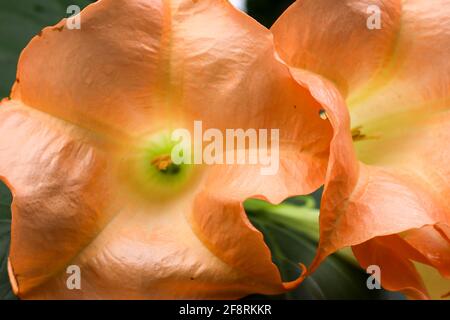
[272, 0, 450, 298]
[1, 0, 333, 298]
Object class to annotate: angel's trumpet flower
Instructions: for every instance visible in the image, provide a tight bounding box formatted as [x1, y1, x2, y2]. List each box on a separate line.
[272, 0, 450, 299]
[0, 0, 332, 299]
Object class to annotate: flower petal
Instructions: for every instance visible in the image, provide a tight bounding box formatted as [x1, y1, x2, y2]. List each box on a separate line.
[283, 59, 450, 298]
[13, 0, 332, 199]
[0, 100, 119, 297]
[349, 0, 450, 125]
[190, 191, 291, 295]
[404, 224, 450, 278]
[272, 0, 450, 124]
[313, 108, 450, 263]
[352, 235, 429, 299]
[0, 101, 294, 299]
[353, 224, 450, 299]
[13, 0, 331, 143]
[2, 0, 334, 298]
[273, 0, 450, 293]
[271, 0, 402, 96]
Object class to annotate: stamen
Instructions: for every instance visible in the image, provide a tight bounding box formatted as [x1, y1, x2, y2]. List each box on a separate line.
[351, 126, 380, 142]
[151, 154, 181, 175]
[151, 155, 173, 171]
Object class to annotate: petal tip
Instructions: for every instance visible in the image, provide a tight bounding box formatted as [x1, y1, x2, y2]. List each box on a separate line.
[282, 263, 308, 291]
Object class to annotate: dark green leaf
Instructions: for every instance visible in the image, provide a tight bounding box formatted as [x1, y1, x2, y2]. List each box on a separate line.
[0, 180, 16, 299]
[0, 0, 94, 98]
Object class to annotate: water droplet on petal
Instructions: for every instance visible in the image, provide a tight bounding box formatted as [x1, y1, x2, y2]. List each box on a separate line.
[319, 109, 328, 120]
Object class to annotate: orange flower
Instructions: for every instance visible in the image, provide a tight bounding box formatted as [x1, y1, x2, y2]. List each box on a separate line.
[272, 0, 450, 299]
[0, 0, 332, 299]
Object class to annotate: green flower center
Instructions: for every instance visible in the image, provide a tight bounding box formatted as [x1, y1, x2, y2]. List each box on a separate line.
[126, 130, 198, 200]
[151, 154, 179, 173]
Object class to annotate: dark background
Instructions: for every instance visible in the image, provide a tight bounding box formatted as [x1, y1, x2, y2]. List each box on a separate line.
[247, 0, 295, 27]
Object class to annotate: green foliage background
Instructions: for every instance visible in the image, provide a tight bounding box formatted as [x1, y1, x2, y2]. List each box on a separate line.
[0, 0, 403, 300]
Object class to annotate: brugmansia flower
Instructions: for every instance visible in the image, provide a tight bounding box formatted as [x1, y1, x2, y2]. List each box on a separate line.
[272, 0, 450, 299]
[0, 0, 334, 299]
